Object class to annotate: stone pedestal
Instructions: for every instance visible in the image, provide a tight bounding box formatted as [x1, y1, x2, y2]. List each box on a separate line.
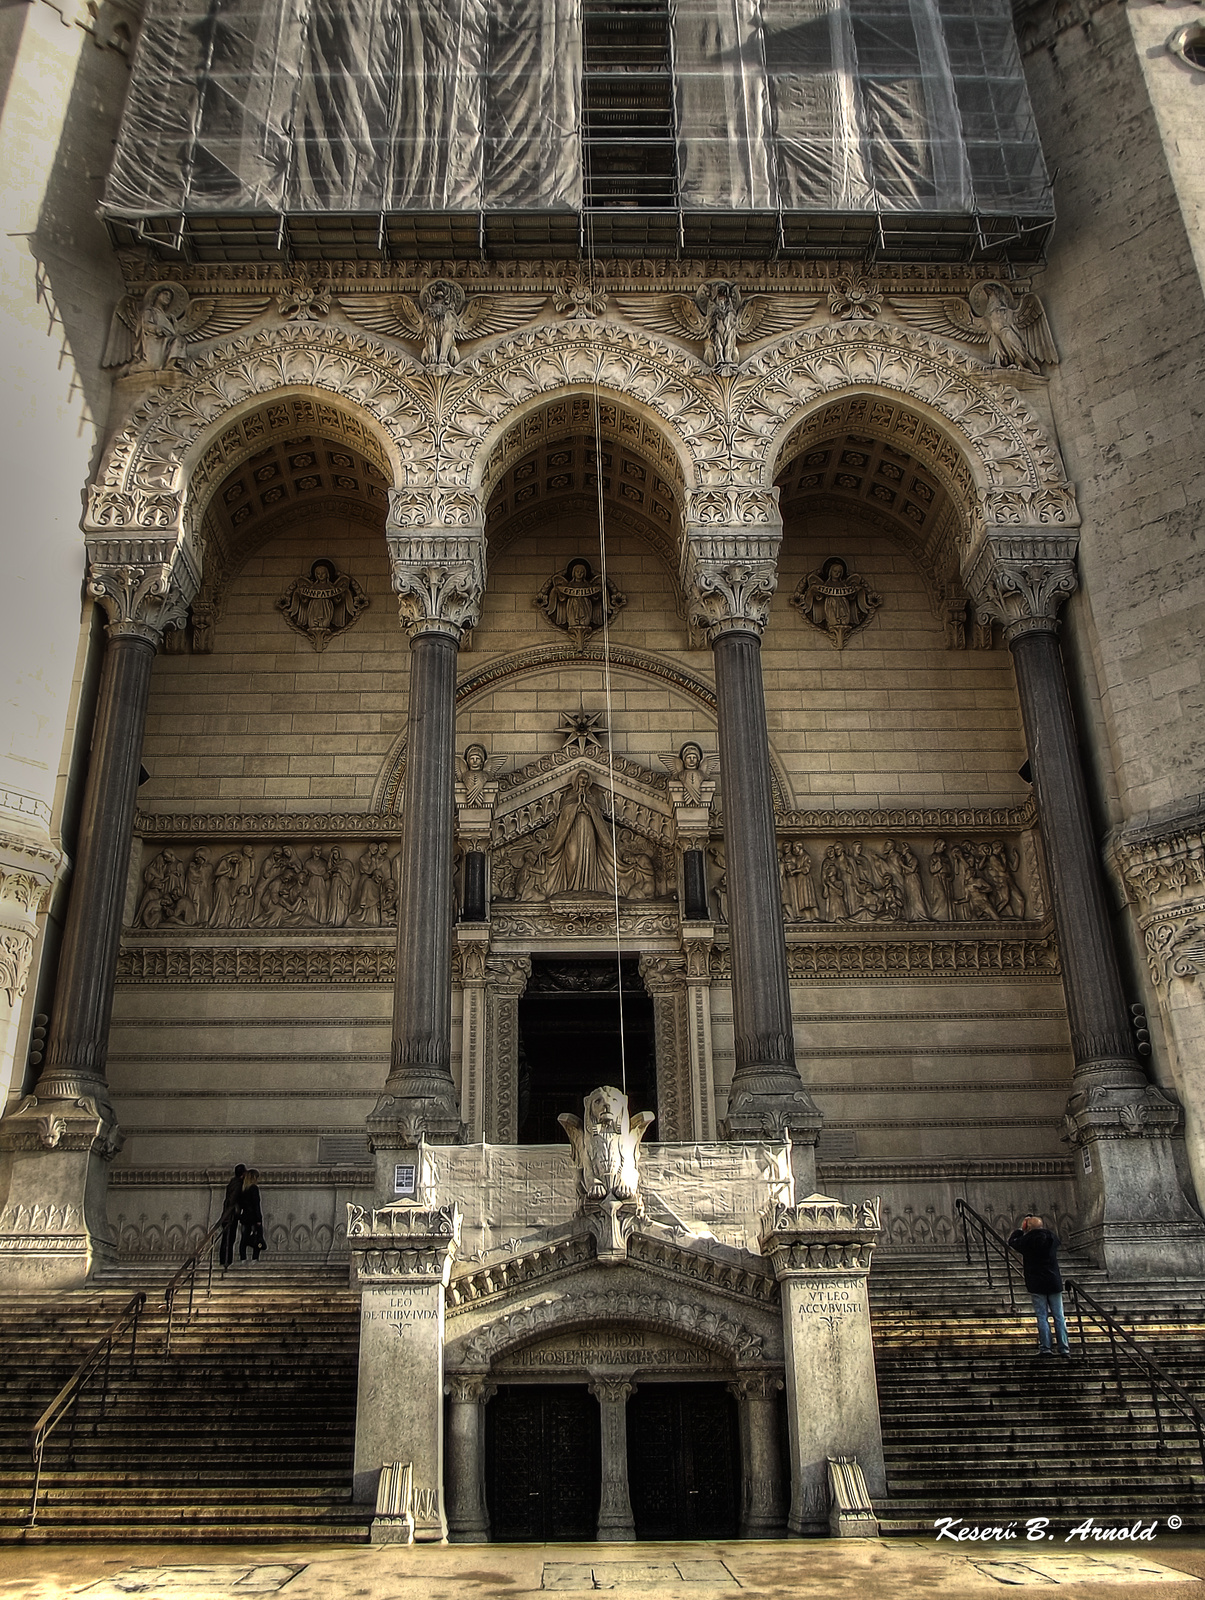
[759, 1194, 885, 1537]
[589, 1372, 637, 1541]
[444, 1375, 494, 1542]
[348, 1202, 461, 1540]
[731, 1372, 786, 1536]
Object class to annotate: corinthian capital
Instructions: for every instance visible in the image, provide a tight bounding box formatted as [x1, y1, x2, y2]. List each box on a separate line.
[84, 536, 200, 646]
[964, 531, 1079, 644]
[681, 486, 782, 641]
[387, 489, 486, 641]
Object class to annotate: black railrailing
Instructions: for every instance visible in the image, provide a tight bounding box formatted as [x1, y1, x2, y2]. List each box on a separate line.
[955, 1197, 1205, 1476]
[27, 1292, 146, 1528]
[163, 1205, 235, 1355]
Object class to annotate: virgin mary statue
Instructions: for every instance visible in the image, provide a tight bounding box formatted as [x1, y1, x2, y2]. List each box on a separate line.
[542, 772, 622, 896]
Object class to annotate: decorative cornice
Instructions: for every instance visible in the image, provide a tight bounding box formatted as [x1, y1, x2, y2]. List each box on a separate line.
[776, 800, 1036, 832]
[117, 945, 396, 984]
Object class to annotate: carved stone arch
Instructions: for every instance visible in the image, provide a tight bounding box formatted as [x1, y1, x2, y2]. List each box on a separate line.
[451, 334, 711, 502]
[742, 326, 1076, 541]
[89, 326, 431, 546]
[449, 1286, 769, 1369]
[370, 641, 796, 815]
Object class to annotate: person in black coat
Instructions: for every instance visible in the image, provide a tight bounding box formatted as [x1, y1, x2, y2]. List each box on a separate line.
[219, 1163, 245, 1267]
[238, 1169, 266, 1262]
[1008, 1214, 1070, 1355]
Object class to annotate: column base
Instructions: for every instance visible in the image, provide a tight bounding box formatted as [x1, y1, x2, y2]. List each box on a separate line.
[596, 1521, 637, 1542]
[0, 1093, 123, 1290]
[1065, 1086, 1205, 1277]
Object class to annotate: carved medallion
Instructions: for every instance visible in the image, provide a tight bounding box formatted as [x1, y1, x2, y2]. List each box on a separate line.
[790, 557, 882, 650]
[533, 559, 625, 650]
[276, 559, 369, 651]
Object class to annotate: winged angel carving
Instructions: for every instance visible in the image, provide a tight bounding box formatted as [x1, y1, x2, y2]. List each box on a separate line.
[339, 279, 546, 371]
[615, 280, 821, 372]
[103, 281, 269, 372]
[658, 742, 719, 807]
[890, 281, 1058, 373]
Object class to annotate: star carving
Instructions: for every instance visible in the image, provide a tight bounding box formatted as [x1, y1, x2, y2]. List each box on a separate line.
[559, 708, 607, 756]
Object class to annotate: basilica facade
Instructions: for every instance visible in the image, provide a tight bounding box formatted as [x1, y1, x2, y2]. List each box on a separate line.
[1, 0, 1204, 1541]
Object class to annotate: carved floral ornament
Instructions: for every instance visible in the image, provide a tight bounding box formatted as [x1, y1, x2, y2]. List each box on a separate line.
[91, 319, 1074, 550]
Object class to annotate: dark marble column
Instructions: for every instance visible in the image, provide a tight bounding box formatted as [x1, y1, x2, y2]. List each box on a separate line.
[0, 542, 192, 1288]
[370, 501, 486, 1164]
[38, 633, 156, 1106]
[971, 538, 1205, 1274]
[682, 510, 822, 1165]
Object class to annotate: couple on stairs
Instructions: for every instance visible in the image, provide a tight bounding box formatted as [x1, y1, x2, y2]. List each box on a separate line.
[218, 1164, 267, 1268]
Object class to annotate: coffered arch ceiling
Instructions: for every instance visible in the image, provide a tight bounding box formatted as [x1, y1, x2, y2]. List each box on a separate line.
[775, 428, 965, 614]
[188, 429, 389, 646]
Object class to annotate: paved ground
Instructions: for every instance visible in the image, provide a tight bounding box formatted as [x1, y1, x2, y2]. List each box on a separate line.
[1, 1536, 1204, 1600]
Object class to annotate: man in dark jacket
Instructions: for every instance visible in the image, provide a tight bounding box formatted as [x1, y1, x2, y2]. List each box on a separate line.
[1008, 1214, 1070, 1355]
[219, 1163, 245, 1268]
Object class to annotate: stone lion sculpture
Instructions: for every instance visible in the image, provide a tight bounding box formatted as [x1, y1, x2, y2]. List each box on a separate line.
[558, 1086, 655, 1202]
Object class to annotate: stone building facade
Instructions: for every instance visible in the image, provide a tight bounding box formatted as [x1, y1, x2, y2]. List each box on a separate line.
[0, 0, 1204, 1540]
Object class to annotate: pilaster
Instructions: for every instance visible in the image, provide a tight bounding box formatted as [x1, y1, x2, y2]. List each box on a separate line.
[348, 1202, 461, 1538]
[759, 1195, 885, 1536]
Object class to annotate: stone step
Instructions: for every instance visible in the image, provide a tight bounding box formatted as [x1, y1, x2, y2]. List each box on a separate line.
[0, 1522, 372, 1544]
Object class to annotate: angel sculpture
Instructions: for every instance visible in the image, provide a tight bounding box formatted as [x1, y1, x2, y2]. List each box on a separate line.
[558, 1085, 655, 1203]
[339, 279, 547, 371]
[615, 281, 821, 372]
[890, 281, 1058, 373]
[454, 743, 506, 807]
[533, 558, 625, 650]
[791, 556, 882, 650]
[276, 560, 369, 651]
[658, 741, 719, 807]
[102, 281, 269, 372]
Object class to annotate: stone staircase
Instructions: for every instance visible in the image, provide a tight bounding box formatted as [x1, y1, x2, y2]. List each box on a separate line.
[869, 1255, 1205, 1533]
[0, 1261, 370, 1543]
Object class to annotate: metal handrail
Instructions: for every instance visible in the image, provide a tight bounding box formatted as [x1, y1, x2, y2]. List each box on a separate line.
[163, 1205, 234, 1355]
[955, 1197, 1205, 1475]
[28, 1292, 145, 1528]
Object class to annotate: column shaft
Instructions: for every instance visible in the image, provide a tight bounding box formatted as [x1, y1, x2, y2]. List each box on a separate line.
[445, 1382, 492, 1541]
[40, 632, 157, 1102]
[591, 1377, 636, 1540]
[712, 631, 819, 1149]
[380, 630, 462, 1138]
[1010, 631, 1141, 1081]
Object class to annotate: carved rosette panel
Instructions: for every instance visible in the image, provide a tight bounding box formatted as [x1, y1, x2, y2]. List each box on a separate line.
[485, 956, 530, 1144]
[639, 954, 690, 1142]
[0, 839, 62, 1008]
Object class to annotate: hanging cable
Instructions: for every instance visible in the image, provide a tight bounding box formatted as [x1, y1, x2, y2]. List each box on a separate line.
[583, 217, 628, 1096]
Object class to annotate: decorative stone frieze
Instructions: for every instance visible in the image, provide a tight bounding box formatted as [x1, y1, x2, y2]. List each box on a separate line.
[347, 1202, 461, 1283]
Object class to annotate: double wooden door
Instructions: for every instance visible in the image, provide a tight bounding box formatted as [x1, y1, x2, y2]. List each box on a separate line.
[627, 1383, 741, 1540]
[485, 1385, 601, 1541]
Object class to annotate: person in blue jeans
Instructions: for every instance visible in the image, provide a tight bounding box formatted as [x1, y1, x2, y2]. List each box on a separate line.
[1008, 1214, 1071, 1355]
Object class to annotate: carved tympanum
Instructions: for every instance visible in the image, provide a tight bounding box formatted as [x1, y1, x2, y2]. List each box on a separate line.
[277, 559, 369, 651]
[791, 557, 882, 650]
[559, 1086, 655, 1203]
[533, 559, 625, 650]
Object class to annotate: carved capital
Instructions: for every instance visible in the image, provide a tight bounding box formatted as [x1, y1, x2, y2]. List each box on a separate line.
[729, 1371, 784, 1403]
[588, 1373, 638, 1405]
[346, 1202, 461, 1284]
[758, 1193, 882, 1279]
[388, 542, 485, 643]
[0, 833, 64, 1005]
[445, 1374, 496, 1405]
[964, 532, 1079, 643]
[681, 543, 780, 641]
[85, 536, 200, 645]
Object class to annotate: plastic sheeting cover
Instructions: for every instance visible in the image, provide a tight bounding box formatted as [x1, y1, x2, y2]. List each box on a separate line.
[103, 0, 1050, 220]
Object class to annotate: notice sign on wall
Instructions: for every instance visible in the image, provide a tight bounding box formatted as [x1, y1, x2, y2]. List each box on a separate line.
[394, 1164, 417, 1197]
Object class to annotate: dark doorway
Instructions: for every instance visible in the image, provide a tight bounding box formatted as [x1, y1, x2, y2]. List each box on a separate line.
[517, 958, 656, 1143]
[485, 1384, 601, 1541]
[627, 1383, 741, 1539]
